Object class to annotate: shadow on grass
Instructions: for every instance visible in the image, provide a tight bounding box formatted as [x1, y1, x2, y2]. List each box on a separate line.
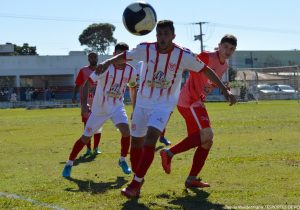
[121, 199, 150, 210]
[166, 188, 227, 210]
[59, 154, 98, 166]
[64, 176, 128, 194]
[72, 154, 98, 166]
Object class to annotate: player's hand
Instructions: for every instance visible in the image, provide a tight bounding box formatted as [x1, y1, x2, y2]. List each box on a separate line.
[95, 63, 104, 75]
[81, 104, 89, 117]
[225, 90, 237, 106]
[95, 60, 111, 75]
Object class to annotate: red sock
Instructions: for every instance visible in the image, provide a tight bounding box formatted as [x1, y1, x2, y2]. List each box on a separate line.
[86, 141, 91, 150]
[93, 133, 101, 150]
[135, 145, 155, 178]
[169, 132, 201, 155]
[188, 146, 210, 177]
[130, 147, 143, 173]
[160, 128, 166, 137]
[121, 136, 130, 157]
[69, 138, 85, 161]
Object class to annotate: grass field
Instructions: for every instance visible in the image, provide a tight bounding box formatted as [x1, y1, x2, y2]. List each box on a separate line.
[0, 100, 299, 210]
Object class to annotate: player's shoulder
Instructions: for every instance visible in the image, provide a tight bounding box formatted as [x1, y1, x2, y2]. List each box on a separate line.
[79, 66, 90, 72]
[174, 44, 196, 56]
[138, 42, 156, 50]
[139, 41, 155, 46]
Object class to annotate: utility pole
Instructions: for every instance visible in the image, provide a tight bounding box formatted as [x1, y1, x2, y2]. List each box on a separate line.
[193, 22, 207, 52]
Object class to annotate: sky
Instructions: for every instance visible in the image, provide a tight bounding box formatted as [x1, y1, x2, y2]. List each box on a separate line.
[1, 0, 300, 55]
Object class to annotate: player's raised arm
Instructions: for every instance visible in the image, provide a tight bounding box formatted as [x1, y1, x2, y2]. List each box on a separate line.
[95, 52, 127, 75]
[203, 67, 237, 105]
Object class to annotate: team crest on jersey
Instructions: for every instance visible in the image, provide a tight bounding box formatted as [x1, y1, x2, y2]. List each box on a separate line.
[107, 84, 122, 98]
[168, 62, 177, 72]
[147, 71, 170, 89]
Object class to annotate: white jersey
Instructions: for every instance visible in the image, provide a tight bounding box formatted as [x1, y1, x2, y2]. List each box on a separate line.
[90, 64, 137, 115]
[126, 42, 206, 109]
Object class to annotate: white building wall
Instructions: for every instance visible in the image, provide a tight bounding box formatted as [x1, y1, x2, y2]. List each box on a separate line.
[0, 54, 111, 87]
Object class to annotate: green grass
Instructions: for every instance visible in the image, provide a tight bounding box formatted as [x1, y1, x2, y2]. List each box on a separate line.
[0, 100, 299, 209]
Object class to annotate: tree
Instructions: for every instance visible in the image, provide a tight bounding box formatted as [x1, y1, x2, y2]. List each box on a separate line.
[79, 23, 117, 55]
[14, 43, 38, 55]
[228, 66, 237, 82]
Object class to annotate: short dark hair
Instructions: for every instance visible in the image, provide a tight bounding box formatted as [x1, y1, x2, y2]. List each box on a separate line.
[115, 42, 129, 52]
[88, 52, 97, 57]
[156, 20, 175, 34]
[220, 34, 237, 46]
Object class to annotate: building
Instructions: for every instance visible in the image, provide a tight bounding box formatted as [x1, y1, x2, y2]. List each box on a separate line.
[0, 51, 111, 101]
[230, 50, 300, 69]
[1, 49, 299, 102]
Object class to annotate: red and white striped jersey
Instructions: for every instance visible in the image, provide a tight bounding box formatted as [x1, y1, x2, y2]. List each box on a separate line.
[89, 64, 137, 115]
[125, 42, 206, 109]
[178, 51, 228, 107]
[75, 66, 97, 107]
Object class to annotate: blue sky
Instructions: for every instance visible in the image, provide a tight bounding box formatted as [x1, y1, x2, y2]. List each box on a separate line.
[1, 0, 300, 55]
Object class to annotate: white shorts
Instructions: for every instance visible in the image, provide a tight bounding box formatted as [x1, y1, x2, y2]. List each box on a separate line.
[83, 105, 128, 137]
[131, 106, 173, 137]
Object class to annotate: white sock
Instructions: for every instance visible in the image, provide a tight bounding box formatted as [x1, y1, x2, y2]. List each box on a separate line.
[134, 175, 143, 183]
[66, 160, 73, 166]
[120, 156, 126, 162]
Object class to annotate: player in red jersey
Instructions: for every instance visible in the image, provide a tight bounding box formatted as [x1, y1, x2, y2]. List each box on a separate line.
[160, 34, 237, 188]
[62, 43, 138, 177]
[72, 52, 102, 157]
[95, 20, 236, 198]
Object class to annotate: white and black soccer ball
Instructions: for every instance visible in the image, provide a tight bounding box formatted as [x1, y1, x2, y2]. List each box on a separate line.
[122, 1, 157, 36]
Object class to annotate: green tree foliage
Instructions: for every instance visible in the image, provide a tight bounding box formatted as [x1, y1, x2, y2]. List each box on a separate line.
[79, 23, 117, 55]
[14, 43, 38, 55]
[228, 66, 237, 82]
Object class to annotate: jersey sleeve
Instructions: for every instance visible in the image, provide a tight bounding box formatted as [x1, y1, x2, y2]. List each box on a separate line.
[197, 52, 209, 65]
[75, 69, 84, 86]
[181, 50, 206, 73]
[125, 43, 146, 62]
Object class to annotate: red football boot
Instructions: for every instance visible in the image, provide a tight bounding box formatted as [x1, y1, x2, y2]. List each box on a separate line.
[160, 149, 172, 174]
[185, 178, 210, 188]
[121, 179, 144, 198]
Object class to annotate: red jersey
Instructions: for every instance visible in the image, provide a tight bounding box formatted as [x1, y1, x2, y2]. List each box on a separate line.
[75, 66, 97, 107]
[178, 51, 228, 107]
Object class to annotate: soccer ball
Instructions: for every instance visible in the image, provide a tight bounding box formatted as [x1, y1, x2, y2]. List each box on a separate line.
[122, 1, 157, 36]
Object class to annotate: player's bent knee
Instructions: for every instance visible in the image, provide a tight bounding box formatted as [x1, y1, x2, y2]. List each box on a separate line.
[117, 123, 130, 137]
[81, 135, 91, 144]
[200, 128, 214, 145]
[202, 139, 213, 149]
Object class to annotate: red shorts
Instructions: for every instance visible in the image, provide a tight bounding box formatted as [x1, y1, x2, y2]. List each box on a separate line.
[177, 102, 211, 136]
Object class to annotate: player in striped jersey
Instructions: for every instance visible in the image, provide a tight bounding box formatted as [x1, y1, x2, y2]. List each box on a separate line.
[160, 34, 237, 188]
[72, 52, 102, 157]
[95, 20, 236, 198]
[62, 43, 138, 177]
[134, 61, 172, 146]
